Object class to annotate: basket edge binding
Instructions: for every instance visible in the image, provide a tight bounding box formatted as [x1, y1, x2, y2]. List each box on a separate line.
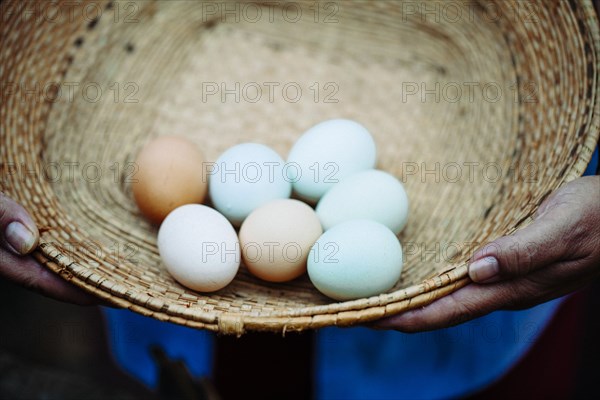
[32, 246, 472, 336]
[17, 0, 600, 334]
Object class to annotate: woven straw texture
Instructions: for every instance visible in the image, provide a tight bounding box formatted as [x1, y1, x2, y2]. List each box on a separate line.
[1, 0, 599, 335]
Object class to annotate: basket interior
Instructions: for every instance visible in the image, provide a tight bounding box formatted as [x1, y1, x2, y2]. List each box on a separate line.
[1, 0, 598, 332]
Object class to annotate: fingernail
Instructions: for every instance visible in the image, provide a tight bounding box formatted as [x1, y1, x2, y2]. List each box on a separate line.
[469, 256, 499, 283]
[5, 221, 38, 255]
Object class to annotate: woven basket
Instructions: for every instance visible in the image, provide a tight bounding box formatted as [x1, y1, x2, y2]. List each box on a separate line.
[1, 0, 598, 335]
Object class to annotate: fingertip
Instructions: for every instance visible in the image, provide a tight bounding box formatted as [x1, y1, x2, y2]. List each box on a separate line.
[0, 193, 40, 255]
[468, 256, 500, 283]
[5, 221, 39, 255]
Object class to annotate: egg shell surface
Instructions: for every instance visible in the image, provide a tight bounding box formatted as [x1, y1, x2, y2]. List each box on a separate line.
[209, 143, 292, 226]
[286, 119, 377, 203]
[307, 219, 403, 301]
[132, 135, 208, 224]
[239, 199, 323, 282]
[157, 204, 240, 292]
[316, 169, 409, 234]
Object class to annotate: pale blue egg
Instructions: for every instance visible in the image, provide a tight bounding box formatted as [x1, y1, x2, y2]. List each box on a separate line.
[286, 119, 376, 203]
[209, 143, 291, 226]
[307, 220, 403, 300]
[316, 169, 409, 234]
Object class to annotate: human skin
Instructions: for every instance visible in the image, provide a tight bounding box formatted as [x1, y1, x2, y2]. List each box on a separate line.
[0, 191, 97, 305]
[375, 176, 600, 331]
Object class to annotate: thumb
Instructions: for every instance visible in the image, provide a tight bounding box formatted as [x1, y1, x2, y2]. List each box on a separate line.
[468, 208, 572, 283]
[0, 192, 40, 255]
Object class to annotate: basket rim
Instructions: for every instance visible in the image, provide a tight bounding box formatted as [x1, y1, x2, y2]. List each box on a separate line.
[8, 0, 600, 335]
[33, 246, 471, 335]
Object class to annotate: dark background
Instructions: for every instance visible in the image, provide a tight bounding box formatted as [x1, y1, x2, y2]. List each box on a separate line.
[0, 263, 599, 399]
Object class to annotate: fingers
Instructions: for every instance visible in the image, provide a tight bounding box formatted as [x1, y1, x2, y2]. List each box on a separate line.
[0, 192, 103, 305]
[374, 283, 513, 332]
[375, 176, 600, 332]
[375, 258, 597, 332]
[374, 270, 550, 332]
[0, 192, 39, 255]
[469, 177, 600, 283]
[0, 248, 99, 305]
[468, 202, 576, 284]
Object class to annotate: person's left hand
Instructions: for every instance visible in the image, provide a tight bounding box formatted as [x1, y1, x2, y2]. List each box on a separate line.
[374, 176, 600, 332]
[0, 192, 99, 305]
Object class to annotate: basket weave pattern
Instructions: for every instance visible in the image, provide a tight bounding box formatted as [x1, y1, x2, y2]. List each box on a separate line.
[1, 0, 598, 335]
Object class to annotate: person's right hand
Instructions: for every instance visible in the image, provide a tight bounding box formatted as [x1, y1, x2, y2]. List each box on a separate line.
[1, 192, 98, 305]
[376, 175, 600, 331]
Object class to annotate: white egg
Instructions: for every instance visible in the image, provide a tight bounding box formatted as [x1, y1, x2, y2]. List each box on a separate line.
[316, 169, 409, 234]
[209, 143, 292, 226]
[286, 119, 377, 203]
[158, 204, 240, 292]
[307, 219, 403, 300]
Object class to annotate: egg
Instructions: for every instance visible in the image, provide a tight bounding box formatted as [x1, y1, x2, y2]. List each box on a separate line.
[286, 119, 377, 203]
[157, 204, 240, 292]
[239, 199, 323, 282]
[132, 136, 207, 224]
[316, 169, 409, 234]
[307, 219, 403, 300]
[209, 143, 292, 226]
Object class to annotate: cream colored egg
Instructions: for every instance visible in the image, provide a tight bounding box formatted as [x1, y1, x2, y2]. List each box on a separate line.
[239, 199, 323, 282]
[158, 204, 240, 292]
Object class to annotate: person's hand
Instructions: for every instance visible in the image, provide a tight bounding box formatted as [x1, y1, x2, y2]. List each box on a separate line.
[376, 175, 600, 332]
[0, 192, 98, 305]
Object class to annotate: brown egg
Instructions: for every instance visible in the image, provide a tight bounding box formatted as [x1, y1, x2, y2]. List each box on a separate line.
[132, 136, 207, 224]
[239, 199, 323, 282]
